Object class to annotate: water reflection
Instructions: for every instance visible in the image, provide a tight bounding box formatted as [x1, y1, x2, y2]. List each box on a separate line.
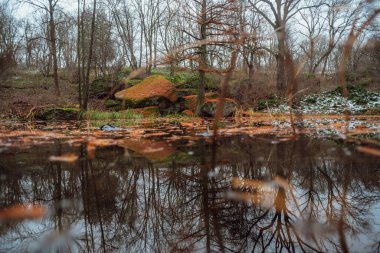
[0, 136, 379, 252]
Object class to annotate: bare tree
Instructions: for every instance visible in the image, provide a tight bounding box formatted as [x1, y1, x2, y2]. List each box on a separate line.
[320, 0, 357, 75]
[177, 0, 238, 115]
[0, 1, 18, 75]
[248, 0, 323, 93]
[107, 0, 139, 70]
[135, 0, 162, 75]
[238, 1, 264, 88]
[298, 0, 326, 74]
[80, 0, 97, 110]
[21, 0, 61, 95]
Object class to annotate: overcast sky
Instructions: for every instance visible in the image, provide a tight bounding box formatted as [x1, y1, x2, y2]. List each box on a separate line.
[6, 0, 81, 20]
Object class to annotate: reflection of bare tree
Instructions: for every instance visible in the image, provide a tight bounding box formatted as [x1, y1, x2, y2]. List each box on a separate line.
[0, 137, 379, 252]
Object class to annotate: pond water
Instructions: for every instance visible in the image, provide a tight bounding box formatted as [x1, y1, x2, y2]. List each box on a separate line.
[0, 129, 379, 252]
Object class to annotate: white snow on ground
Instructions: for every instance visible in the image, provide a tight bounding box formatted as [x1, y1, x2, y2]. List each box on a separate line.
[265, 87, 380, 115]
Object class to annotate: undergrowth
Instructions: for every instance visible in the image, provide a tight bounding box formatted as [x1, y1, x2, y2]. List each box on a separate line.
[83, 110, 143, 121]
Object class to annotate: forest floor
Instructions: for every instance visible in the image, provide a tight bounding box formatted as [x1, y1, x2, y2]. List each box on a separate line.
[0, 69, 106, 118]
[0, 68, 379, 143]
[0, 114, 379, 150]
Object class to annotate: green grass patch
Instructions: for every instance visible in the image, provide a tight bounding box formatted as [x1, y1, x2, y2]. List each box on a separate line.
[83, 110, 144, 121]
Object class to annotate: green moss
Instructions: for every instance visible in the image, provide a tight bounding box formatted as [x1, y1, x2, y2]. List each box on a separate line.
[117, 67, 132, 78]
[122, 97, 167, 108]
[304, 97, 318, 104]
[127, 79, 142, 86]
[205, 74, 221, 91]
[177, 88, 197, 97]
[177, 72, 221, 91]
[165, 74, 182, 84]
[334, 84, 366, 94]
[90, 68, 136, 97]
[34, 108, 80, 120]
[176, 73, 200, 89]
[90, 78, 111, 97]
[105, 99, 122, 111]
[151, 68, 171, 76]
[257, 96, 283, 111]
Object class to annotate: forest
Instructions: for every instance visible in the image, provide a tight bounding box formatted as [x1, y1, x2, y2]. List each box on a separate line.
[0, 0, 378, 116]
[0, 0, 380, 252]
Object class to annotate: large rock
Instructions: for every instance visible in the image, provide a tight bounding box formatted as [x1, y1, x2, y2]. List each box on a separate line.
[201, 98, 237, 117]
[115, 75, 177, 108]
[34, 108, 80, 120]
[183, 92, 218, 111]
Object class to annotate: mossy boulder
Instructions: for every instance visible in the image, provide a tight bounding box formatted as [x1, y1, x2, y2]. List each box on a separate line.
[183, 93, 218, 111]
[115, 75, 177, 108]
[201, 98, 237, 117]
[34, 108, 80, 120]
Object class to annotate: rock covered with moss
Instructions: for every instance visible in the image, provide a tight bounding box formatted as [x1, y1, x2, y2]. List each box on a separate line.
[183, 93, 218, 111]
[115, 75, 177, 108]
[34, 108, 80, 120]
[201, 98, 237, 117]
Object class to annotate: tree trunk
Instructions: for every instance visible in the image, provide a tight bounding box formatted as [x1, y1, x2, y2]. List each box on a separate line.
[77, 0, 82, 108]
[170, 60, 176, 76]
[248, 64, 254, 89]
[196, 0, 207, 116]
[82, 0, 97, 111]
[49, 0, 60, 96]
[153, 27, 157, 69]
[321, 56, 329, 76]
[197, 67, 206, 115]
[139, 25, 143, 68]
[276, 30, 286, 93]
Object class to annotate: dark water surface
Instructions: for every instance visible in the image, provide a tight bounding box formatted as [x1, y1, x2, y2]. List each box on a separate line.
[0, 135, 379, 253]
